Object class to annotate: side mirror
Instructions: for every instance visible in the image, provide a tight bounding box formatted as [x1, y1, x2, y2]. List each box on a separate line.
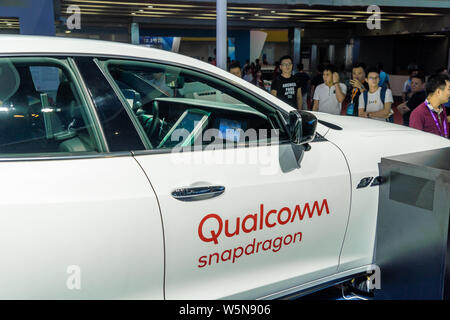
[289, 110, 317, 145]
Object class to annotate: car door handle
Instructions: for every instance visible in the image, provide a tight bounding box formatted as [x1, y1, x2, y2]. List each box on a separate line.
[171, 185, 225, 202]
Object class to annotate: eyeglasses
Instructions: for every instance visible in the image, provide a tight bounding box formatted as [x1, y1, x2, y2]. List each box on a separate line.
[281, 63, 292, 67]
[368, 76, 379, 80]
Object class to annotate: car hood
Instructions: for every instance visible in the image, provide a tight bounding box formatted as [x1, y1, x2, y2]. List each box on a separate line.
[312, 112, 416, 136]
[313, 112, 450, 176]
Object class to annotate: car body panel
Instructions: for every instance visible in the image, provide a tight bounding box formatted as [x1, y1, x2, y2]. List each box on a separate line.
[0, 156, 164, 299]
[134, 140, 351, 299]
[322, 118, 450, 272]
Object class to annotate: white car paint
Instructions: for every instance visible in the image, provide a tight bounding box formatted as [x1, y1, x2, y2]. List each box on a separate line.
[0, 157, 164, 299]
[135, 141, 351, 299]
[0, 35, 449, 299]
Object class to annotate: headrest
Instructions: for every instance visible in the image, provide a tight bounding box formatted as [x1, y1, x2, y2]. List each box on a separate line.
[56, 81, 75, 108]
[0, 59, 20, 101]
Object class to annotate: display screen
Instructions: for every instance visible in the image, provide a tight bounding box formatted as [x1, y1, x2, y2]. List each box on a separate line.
[218, 118, 242, 142]
[177, 111, 205, 133]
[160, 109, 209, 148]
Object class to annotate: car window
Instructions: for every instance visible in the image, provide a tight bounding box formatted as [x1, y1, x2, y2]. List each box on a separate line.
[0, 57, 101, 155]
[99, 59, 289, 151]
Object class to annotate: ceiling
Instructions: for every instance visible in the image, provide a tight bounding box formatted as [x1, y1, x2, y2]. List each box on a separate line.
[0, 17, 19, 31]
[58, 0, 449, 28]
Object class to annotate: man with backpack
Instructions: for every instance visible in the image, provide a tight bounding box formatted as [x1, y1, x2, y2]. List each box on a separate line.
[358, 67, 394, 122]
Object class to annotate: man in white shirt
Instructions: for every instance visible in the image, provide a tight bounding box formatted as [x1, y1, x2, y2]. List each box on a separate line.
[312, 64, 347, 115]
[358, 67, 394, 121]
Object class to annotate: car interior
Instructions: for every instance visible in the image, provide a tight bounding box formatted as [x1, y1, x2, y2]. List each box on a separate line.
[0, 58, 98, 154]
[104, 60, 285, 150]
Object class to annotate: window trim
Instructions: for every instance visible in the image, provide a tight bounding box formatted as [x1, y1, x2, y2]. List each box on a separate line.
[94, 58, 153, 151]
[73, 56, 146, 152]
[0, 52, 292, 120]
[0, 53, 323, 159]
[0, 56, 107, 158]
[96, 55, 292, 153]
[68, 57, 109, 152]
[0, 151, 132, 162]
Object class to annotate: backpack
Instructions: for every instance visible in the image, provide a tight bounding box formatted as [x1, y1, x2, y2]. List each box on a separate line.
[363, 87, 387, 112]
[363, 87, 394, 122]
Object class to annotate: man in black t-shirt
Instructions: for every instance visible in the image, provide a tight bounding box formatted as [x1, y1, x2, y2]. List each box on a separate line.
[270, 55, 302, 110]
[397, 73, 427, 126]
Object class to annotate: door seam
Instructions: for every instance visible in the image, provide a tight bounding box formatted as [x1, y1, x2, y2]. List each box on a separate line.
[131, 151, 167, 300]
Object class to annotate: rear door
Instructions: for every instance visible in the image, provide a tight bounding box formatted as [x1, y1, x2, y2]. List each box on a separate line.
[99, 58, 352, 299]
[0, 56, 164, 299]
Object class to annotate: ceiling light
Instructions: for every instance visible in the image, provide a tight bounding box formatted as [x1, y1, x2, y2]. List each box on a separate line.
[271, 11, 276, 14]
[408, 12, 440, 16]
[133, 11, 174, 15]
[66, 0, 199, 8]
[314, 17, 343, 20]
[332, 14, 365, 18]
[277, 12, 310, 16]
[189, 16, 215, 20]
[293, 9, 333, 13]
[297, 20, 324, 22]
[227, 10, 248, 14]
[254, 13, 259, 16]
[228, 6, 265, 10]
[258, 16, 290, 19]
[61, 4, 183, 11]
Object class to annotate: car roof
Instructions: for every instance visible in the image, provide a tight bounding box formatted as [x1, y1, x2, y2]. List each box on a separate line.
[0, 35, 194, 64]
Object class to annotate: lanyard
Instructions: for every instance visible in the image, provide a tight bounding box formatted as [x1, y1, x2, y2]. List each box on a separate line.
[351, 88, 358, 102]
[425, 100, 448, 137]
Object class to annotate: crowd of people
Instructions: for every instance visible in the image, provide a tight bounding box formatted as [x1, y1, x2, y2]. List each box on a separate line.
[226, 55, 449, 139]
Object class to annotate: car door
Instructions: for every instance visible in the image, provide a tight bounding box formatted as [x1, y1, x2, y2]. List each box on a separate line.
[99, 57, 351, 299]
[0, 56, 164, 299]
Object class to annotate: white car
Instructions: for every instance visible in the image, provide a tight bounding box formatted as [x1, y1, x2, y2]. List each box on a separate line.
[0, 35, 448, 300]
